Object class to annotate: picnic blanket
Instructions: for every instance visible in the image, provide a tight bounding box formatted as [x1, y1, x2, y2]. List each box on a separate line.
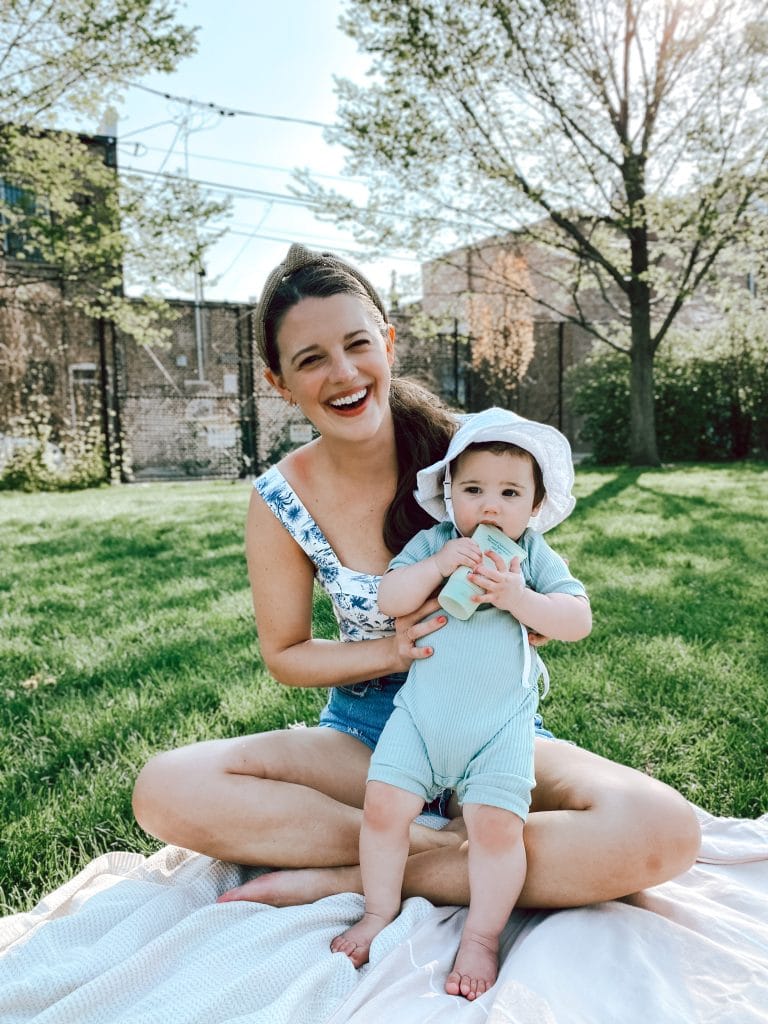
[1, 805, 767, 1023]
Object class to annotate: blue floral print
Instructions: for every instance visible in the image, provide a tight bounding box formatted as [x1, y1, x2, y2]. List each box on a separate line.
[255, 466, 395, 641]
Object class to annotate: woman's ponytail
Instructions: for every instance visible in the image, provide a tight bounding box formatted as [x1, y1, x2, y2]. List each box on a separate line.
[385, 378, 457, 554]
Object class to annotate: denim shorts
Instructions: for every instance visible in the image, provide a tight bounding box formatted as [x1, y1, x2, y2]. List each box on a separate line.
[318, 672, 556, 752]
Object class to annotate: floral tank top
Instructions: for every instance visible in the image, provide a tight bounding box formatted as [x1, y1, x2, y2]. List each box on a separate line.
[254, 465, 395, 642]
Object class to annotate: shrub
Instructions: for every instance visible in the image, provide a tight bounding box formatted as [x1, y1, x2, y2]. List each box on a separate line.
[0, 411, 107, 492]
[567, 350, 630, 463]
[568, 323, 768, 463]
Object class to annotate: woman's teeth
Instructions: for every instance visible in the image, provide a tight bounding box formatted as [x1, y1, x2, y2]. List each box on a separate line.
[329, 388, 367, 407]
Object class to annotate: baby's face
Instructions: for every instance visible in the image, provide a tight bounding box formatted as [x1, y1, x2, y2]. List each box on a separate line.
[451, 449, 540, 541]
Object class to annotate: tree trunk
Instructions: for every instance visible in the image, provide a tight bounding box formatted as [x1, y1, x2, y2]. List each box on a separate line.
[628, 305, 660, 466]
[626, 181, 661, 466]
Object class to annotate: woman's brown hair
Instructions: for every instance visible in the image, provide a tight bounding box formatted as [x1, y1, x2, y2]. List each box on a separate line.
[387, 378, 456, 553]
[256, 255, 457, 553]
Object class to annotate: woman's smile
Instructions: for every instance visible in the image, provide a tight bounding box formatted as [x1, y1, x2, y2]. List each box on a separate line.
[272, 293, 395, 437]
[327, 386, 371, 414]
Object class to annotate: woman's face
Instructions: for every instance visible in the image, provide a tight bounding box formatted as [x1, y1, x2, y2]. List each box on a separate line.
[266, 293, 396, 441]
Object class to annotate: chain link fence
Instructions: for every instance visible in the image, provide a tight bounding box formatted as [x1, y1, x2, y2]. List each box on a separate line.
[1, 298, 594, 484]
[392, 312, 593, 453]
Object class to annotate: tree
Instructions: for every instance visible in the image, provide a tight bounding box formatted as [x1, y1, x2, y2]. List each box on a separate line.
[0, 0, 228, 341]
[465, 247, 535, 409]
[300, 0, 768, 464]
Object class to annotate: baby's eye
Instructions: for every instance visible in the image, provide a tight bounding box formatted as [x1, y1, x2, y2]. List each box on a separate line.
[463, 485, 481, 494]
[502, 489, 519, 497]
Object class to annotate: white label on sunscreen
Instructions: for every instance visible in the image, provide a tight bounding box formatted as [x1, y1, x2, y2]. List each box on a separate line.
[437, 524, 527, 620]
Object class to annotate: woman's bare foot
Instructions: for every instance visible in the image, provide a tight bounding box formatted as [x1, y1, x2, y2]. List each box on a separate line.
[411, 817, 466, 852]
[445, 928, 500, 1000]
[440, 815, 468, 842]
[217, 865, 361, 907]
[330, 911, 392, 968]
[216, 818, 463, 906]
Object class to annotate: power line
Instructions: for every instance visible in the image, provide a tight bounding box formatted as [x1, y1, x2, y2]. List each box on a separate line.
[128, 82, 332, 129]
[226, 228, 418, 264]
[117, 140, 364, 185]
[120, 166, 419, 265]
[121, 164, 459, 237]
[120, 164, 314, 207]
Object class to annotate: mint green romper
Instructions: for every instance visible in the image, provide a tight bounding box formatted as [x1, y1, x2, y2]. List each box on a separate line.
[367, 522, 587, 819]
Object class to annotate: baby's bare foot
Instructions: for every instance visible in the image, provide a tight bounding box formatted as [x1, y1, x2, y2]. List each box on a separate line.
[330, 911, 392, 968]
[445, 928, 500, 1001]
[217, 865, 360, 907]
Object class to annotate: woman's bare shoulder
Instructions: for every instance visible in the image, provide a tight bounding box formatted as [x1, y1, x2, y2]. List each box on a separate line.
[274, 438, 322, 492]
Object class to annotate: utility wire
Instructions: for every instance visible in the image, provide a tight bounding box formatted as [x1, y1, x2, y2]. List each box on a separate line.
[217, 202, 274, 278]
[117, 140, 364, 185]
[120, 164, 314, 206]
[226, 228, 418, 264]
[128, 82, 332, 129]
[121, 165, 459, 237]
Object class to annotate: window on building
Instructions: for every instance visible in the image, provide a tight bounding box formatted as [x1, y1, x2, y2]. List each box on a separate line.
[0, 179, 47, 261]
[69, 363, 98, 427]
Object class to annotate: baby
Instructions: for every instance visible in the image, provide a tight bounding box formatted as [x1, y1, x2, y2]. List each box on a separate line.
[332, 407, 592, 1000]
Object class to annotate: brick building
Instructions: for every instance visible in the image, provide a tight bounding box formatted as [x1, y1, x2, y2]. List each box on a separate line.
[420, 235, 616, 451]
[419, 231, 725, 452]
[0, 127, 307, 480]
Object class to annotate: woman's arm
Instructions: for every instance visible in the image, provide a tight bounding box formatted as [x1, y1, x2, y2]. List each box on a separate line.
[246, 490, 442, 687]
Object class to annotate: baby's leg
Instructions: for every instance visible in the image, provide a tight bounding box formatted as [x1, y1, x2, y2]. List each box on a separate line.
[446, 803, 526, 1000]
[331, 781, 425, 968]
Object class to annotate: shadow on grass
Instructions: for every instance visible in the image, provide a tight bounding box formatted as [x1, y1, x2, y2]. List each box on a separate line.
[635, 481, 768, 526]
[579, 515, 753, 568]
[16, 520, 243, 568]
[575, 462, 767, 523]
[0, 652, 322, 818]
[1, 611, 257, 705]
[590, 573, 760, 639]
[571, 467, 644, 516]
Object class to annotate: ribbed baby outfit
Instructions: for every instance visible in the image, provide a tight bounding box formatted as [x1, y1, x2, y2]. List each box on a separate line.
[367, 521, 586, 818]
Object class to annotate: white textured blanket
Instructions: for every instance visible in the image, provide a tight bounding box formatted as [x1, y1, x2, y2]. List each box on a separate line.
[2, 807, 767, 1023]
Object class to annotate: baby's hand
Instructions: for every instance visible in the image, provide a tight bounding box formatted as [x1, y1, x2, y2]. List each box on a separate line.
[433, 537, 482, 578]
[469, 551, 526, 612]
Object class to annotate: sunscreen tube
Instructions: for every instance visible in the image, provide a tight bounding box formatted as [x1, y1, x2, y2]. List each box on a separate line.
[437, 523, 527, 620]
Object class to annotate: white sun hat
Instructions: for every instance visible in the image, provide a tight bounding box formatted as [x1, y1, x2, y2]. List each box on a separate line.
[414, 407, 576, 533]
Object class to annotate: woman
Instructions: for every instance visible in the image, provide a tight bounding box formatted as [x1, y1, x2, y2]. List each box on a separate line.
[132, 243, 700, 916]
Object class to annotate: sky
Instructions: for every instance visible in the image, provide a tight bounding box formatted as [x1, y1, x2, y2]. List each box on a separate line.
[75, 0, 420, 306]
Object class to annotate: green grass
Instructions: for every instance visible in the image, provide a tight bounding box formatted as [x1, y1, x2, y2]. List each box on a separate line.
[1, 464, 766, 914]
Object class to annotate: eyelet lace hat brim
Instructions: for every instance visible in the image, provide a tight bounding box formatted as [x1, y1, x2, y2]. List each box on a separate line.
[414, 406, 576, 533]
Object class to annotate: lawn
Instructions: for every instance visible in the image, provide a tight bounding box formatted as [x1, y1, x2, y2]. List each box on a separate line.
[1, 463, 766, 914]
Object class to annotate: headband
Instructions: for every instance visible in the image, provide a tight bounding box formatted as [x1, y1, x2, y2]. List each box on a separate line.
[253, 243, 388, 365]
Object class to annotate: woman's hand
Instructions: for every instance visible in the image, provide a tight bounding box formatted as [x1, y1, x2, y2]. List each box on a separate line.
[392, 598, 446, 671]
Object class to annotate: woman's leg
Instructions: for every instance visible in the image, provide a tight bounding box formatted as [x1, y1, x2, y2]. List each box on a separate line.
[331, 781, 425, 967]
[132, 726, 459, 895]
[404, 739, 701, 908]
[226, 739, 700, 909]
